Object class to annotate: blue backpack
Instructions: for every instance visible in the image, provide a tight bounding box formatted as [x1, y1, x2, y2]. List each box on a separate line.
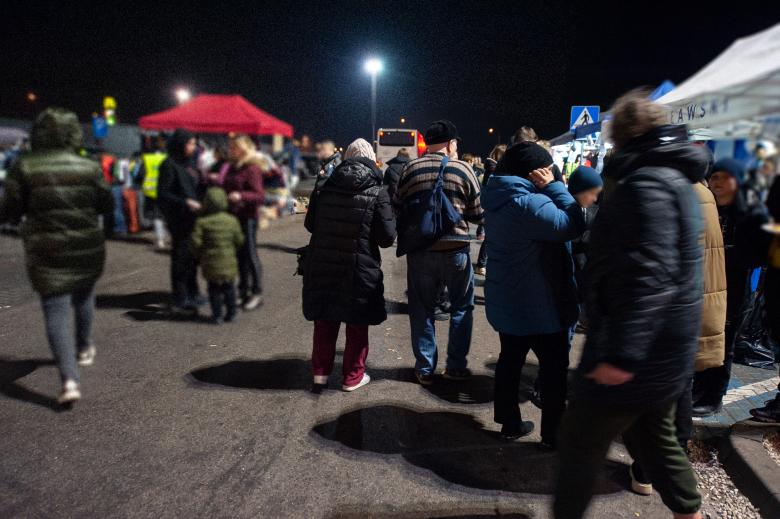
[396, 156, 463, 257]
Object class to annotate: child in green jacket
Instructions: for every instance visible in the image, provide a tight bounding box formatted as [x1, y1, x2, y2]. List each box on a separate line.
[192, 187, 245, 324]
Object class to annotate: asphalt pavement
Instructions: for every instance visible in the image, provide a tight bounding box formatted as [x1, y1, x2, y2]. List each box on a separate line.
[1, 216, 679, 518]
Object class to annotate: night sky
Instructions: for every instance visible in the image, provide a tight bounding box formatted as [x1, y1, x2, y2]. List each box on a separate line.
[2, 1, 779, 154]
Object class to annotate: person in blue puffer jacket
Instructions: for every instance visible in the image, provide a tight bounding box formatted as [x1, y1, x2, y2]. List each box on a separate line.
[481, 141, 586, 446]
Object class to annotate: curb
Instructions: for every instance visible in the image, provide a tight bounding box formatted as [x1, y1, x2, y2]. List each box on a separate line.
[719, 423, 780, 519]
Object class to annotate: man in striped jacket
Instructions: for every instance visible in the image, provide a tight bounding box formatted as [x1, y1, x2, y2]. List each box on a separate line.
[393, 120, 484, 386]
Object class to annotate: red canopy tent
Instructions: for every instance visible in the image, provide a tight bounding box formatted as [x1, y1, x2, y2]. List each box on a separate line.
[139, 94, 293, 138]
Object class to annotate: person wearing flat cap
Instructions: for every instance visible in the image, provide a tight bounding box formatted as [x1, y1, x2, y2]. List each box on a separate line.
[393, 119, 484, 386]
[480, 140, 586, 445]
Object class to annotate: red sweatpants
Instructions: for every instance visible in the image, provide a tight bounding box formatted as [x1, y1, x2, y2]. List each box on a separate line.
[312, 320, 369, 386]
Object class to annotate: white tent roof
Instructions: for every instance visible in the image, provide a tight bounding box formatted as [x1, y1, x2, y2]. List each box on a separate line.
[657, 22, 780, 130]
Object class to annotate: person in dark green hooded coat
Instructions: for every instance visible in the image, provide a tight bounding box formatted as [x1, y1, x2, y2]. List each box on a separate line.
[192, 187, 244, 324]
[0, 107, 113, 405]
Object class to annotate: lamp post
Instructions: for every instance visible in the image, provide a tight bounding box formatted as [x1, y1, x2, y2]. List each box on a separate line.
[364, 58, 383, 143]
[175, 87, 192, 104]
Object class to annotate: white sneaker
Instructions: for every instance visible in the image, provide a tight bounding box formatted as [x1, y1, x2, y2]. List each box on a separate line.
[342, 373, 371, 392]
[630, 463, 653, 496]
[78, 345, 96, 366]
[313, 375, 329, 385]
[243, 295, 264, 311]
[58, 380, 81, 405]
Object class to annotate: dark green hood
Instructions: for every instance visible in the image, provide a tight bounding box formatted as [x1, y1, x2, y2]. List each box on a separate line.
[203, 187, 228, 215]
[31, 107, 82, 151]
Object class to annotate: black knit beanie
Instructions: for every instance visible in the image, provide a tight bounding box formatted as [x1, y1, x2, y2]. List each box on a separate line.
[494, 141, 553, 178]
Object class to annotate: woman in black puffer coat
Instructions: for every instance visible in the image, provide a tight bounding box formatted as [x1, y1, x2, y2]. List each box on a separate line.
[303, 138, 396, 392]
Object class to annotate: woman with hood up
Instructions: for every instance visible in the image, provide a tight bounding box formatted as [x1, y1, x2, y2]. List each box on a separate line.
[302, 138, 396, 392]
[157, 129, 203, 313]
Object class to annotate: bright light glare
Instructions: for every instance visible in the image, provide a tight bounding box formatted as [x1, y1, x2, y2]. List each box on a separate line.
[364, 58, 383, 75]
[175, 88, 192, 103]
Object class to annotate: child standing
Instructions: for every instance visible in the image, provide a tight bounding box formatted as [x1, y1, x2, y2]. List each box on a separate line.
[192, 187, 245, 324]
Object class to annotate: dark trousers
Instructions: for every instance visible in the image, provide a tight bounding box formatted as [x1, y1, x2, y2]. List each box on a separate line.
[170, 231, 199, 307]
[494, 331, 569, 444]
[208, 282, 237, 321]
[692, 322, 736, 405]
[554, 399, 701, 518]
[312, 320, 368, 386]
[238, 218, 263, 299]
[477, 240, 487, 268]
[674, 377, 694, 449]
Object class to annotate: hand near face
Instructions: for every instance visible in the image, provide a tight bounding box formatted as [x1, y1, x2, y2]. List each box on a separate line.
[228, 192, 242, 203]
[529, 167, 554, 189]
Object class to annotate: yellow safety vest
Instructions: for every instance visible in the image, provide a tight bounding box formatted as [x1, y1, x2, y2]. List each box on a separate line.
[141, 152, 167, 199]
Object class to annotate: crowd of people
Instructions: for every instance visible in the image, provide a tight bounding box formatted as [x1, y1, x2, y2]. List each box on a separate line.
[1, 88, 779, 518]
[300, 92, 779, 518]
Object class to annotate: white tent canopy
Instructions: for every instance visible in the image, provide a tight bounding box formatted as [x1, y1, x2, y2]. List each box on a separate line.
[657, 22, 780, 131]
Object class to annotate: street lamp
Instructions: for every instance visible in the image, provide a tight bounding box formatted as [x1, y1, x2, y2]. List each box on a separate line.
[400, 117, 406, 125]
[175, 87, 192, 104]
[364, 58, 383, 142]
[26, 92, 37, 103]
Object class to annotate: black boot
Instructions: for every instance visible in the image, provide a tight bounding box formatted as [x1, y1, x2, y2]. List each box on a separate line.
[691, 401, 722, 417]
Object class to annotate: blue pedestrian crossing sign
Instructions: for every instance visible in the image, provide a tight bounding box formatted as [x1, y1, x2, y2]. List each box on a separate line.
[570, 106, 600, 129]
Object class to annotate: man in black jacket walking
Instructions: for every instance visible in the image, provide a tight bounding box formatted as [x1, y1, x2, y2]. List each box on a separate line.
[553, 92, 704, 519]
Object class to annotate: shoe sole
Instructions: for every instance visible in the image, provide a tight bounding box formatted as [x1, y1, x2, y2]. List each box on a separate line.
[501, 429, 534, 441]
[77, 348, 96, 367]
[58, 391, 81, 405]
[629, 466, 653, 496]
[630, 481, 653, 496]
[343, 376, 370, 392]
[243, 298, 264, 311]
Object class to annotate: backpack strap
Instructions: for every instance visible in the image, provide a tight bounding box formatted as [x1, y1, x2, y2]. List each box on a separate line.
[436, 156, 449, 188]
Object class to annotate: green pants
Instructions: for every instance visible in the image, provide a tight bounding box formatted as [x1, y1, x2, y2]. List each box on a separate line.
[553, 398, 701, 518]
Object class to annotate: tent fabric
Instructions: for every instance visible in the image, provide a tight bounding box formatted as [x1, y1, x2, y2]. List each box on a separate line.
[656, 23, 780, 130]
[649, 80, 676, 101]
[139, 95, 293, 137]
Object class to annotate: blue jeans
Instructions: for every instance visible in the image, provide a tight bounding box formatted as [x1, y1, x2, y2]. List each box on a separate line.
[40, 286, 95, 383]
[406, 246, 475, 375]
[111, 185, 127, 234]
